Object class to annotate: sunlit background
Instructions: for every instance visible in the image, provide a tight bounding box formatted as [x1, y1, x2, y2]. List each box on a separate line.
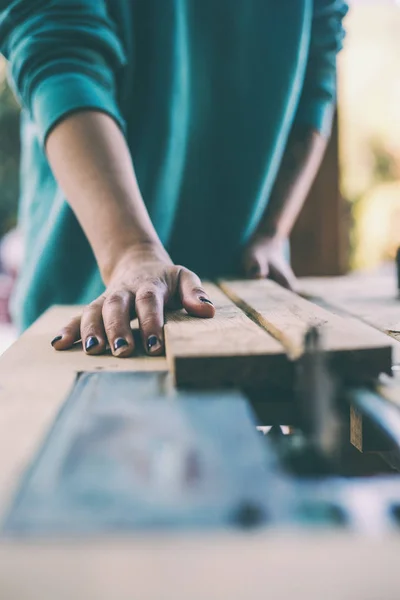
[0, 0, 399, 353]
[339, 0, 400, 269]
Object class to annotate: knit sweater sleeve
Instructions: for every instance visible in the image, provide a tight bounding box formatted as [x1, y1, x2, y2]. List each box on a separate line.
[295, 0, 349, 136]
[0, 0, 126, 144]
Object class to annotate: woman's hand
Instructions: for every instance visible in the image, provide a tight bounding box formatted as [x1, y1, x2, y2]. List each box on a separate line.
[242, 235, 297, 290]
[240, 127, 327, 291]
[51, 242, 215, 357]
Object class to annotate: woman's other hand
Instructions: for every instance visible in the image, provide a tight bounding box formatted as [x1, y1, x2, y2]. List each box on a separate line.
[242, 235, 297, 291]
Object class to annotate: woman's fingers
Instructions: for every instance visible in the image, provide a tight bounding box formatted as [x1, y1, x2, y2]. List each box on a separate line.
[80, 297, 108, 355]
[51, 315, 81, 350]
[269, 261, 297, 291]
[102, 290, 135, 357]
[178, 268, 215, 318]
[135, 284, 166, 355]
[52, 267, 215, 357]
[242, 249, 269, 279]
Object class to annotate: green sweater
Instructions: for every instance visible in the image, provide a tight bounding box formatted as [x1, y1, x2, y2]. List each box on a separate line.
[0, 0, 347, 330]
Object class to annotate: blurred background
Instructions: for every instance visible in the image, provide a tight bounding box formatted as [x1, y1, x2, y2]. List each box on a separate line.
[0, 54, 20, 353]
[339, 1, 400, 269]
[0, 0, 399, 353]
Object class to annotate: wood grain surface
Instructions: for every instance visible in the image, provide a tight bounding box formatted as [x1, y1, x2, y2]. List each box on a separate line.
[220, 279, 393, 382]
[165, 283, 291, 388]
[300, 266, 400, 361]
[301, 267, 400, 452]
[1, 277, 400, 595]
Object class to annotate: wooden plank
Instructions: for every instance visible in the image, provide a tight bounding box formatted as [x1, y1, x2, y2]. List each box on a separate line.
[1, 534, 400, 600]
[3, 372, 271, 535]
[291, 113, 350, 277]
[350, 407, 395, 454]
[350, 377, 400, 454]
[219, 279, 393, 382]
[300, 268, 400, 452]
[165, 283, 292, 389]
[300, 267, 400, 362]
[0, 306, 167, 520]
[350, 395, 396, 454]
[350, 373, 400, 453]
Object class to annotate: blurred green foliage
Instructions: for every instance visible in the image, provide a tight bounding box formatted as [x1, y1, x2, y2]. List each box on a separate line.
[0, 59, 20, 238]
[370, 139, 398, 185]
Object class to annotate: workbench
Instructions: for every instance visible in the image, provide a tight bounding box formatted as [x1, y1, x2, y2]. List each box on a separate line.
[0, 268, 399, 600]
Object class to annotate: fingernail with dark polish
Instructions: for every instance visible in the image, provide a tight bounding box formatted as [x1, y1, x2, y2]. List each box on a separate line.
[85, 336, 99, 352]
[147, 335, 160, 352]
[114, 338, 128, 352]
[199, 296, 214, 306]
[51, 335, 62, 347]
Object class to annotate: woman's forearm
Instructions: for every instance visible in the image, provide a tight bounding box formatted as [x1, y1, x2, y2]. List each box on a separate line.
[256, 126, 327, 240]
[46, 110, 214, 358]
[45, 111, 166, 283]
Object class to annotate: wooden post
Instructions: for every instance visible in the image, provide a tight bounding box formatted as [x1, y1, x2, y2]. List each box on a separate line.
[291, 113, 350, 277]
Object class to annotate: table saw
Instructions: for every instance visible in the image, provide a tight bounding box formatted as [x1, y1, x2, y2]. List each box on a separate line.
[0, 267, 400, 599]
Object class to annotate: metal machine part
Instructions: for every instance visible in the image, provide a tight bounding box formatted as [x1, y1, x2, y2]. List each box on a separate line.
[3, 328, 400, 537]
[2, 372, 288, 535]
[289, 326, 340, 473]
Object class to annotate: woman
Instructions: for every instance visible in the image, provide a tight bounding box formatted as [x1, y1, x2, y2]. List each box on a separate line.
[0, 0, 347, 357]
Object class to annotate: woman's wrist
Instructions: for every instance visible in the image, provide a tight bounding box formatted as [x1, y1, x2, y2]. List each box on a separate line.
[44, 111, 171, 284]
[100, 237, 172, 285]
[251, 220, 289, 246]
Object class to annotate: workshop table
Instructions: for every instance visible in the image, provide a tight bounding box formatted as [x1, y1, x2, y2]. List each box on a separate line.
[0, 267, 399, 599]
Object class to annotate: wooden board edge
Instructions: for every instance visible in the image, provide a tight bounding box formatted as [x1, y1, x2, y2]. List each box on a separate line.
[350, 404, 395, 454]
[169, 352, 294, 390]
[218, 280, 298, 358]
